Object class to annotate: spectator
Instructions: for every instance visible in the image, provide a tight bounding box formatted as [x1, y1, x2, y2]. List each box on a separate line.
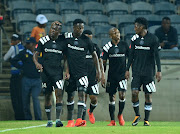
[155, 17, 178, 50]
[3, 33, 24, 120]
[31, 14, 48, 42]
[10, 37, 42, 120]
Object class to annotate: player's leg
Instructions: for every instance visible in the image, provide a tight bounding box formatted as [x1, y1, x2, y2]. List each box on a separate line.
[75, 76, 88, 127]
[87, 83, 99, 124]
[107, 94, 116, 126]
[82, 93, 87, 120]
[131, 75, 141, 126]
[143, 76, 155, 126]
[54, 80, 64, 127]
[117, 79, 127, 126]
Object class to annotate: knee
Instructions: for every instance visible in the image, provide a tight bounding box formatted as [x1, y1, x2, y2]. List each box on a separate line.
[90, 95, 97, 104]
[119, 92, 125, 100]
[132, 91, 139, 102]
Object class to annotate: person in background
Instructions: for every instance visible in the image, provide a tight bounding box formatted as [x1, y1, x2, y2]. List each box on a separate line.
[3, 33, 24, 120]
[31, 14, 48, 43]
[155, 17, 178, 50]
[11, 37, 42, 120]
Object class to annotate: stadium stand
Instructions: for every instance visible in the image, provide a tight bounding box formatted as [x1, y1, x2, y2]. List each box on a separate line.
[59, 1, 80, 15]
[168, 14, 180, 26]
[148, 25, 161, 34]
[131, 1, 153, 15]
[88, 14, 109, 26]
[105, 1, 129, 16]
[124, 24, 136, 45]
[81, 1, 104, 15]
[43, 13, 63, 26]
[34, 1, 57, 15]
[94, 25, 113, 38]
[154, 2, 176, 15]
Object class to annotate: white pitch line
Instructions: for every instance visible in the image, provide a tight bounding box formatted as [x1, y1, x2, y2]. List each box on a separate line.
[0, 123, 47, 133]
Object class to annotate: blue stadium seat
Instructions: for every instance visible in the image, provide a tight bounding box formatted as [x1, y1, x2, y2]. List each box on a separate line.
[43, 13, 63, 26]
[154, 2, 176, 15]
[16, 13, 36, 32]
[35, 1, 56, 15]
[88, 14, 109, 26]
[106, 1, 129, 16]
[131, 2, 153, 15]
[64, 13, 87, 26]
[102, 0, 124, 4]
[149, 0, 169, 4]
[126, 0, 146, 3]
[76, 0, 98, 3]
[148, 25, 160, 34]
[82, 2, 104, 15]
[94, 25, 113, 38]
[59, 1, 80, 15]
[10, 1, 33, 19]
[117, 15, 136, 30]
[124, 24, 136, 45]
[168, 15, 180, 26]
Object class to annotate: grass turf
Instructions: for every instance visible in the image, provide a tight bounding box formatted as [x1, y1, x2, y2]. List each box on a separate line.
[0, 121, 180, 134]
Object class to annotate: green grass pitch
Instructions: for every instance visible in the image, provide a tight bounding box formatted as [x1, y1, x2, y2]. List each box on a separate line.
[0, 121, 180, 134]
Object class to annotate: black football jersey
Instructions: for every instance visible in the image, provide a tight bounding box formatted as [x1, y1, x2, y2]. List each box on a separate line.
[102, 41, 129, 80]
[126, 32, 161, 77]
[37, 34, 65, 72]
[86, 43, 101, 82]
[64, 32, 94, 79]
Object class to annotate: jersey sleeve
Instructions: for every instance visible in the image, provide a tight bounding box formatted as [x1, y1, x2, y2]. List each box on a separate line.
[153, 35, 161, 72]
[102, 46, 109, 60]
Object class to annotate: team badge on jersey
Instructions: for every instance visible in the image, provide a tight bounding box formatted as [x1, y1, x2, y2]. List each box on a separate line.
[52, 43, 57, 48]
[114, 48, 119, 54]
[140, 38, 144, 45]
[74, 41, 78, 46]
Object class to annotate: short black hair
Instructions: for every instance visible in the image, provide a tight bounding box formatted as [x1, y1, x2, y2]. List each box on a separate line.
[135, 17, 148, 29]
[162, 16, 171, 21]
[73, 19, 84, 26]
[83, 30, 92, 35]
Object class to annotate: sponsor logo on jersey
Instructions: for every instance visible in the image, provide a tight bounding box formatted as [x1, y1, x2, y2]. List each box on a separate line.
[109, 54, 125, 57]
[135, 45, 150, 50]
[68, 44, 84, 51]
[44, 48, 62, 54]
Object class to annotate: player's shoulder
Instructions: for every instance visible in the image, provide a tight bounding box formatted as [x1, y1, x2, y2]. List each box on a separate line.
[131, 34, 139, 42]
[39, 35, 51, 45]
[103, 41, 113, 53]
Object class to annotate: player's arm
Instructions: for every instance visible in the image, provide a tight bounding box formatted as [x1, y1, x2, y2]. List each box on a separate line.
[154, 36, 162, 82]
[33, 43, 43, 72]
[125, 40, 135, 80]
[92, 51, 101, 82]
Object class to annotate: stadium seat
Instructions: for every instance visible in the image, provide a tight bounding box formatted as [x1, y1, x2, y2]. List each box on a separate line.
[20, 23, 37, 42]
[10, 1, 33, 19]
[64, 13, 87, 26]
[168, 15, 180, 26]
[106, 1, 129, 16]
[59, 1, 80, 15]
[76, 0, 98, 3]
[131, 2, 153, 15]
[102, 0, 124, 4]
[149, 0, 169, 4]
[154, 2, 175, 15]
[148, 25, 160, 34]
[124, 24, 136, 45]
[43, 13, 63, 26]
[35, 1, 56, 15]
[94, 25, 113, 38]
[16, 13, 36, 32]
[88, 14, 109, 27]
[126, 0, 146, 3]
[82, 2, 104, 15]
[117, 15, 136, 30]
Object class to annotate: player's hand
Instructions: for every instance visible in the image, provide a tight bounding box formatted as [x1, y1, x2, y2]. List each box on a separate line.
[35, 63, 43, 72]
[156, 72, 162, 82]
[65, 72, 70, 80]
[96, 70, 101, 83]
[101, 72, 106, 88]
[125, 71, 130, 80]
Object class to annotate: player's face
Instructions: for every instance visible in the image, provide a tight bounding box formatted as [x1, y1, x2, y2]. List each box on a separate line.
[162, 19, 170, 31]
[110, 28, 120, 41]
[134, 22, 143, 35]
[73, 23, 84, 36]
[49, 23, 62, 40]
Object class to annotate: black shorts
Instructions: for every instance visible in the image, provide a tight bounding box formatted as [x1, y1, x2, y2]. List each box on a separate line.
[106, 76, 127, 95]
[131, 75, 156, 94]
[41, 71, 64, 94]
[86, 80, 99, 95]
[64, 75, 88, 94]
